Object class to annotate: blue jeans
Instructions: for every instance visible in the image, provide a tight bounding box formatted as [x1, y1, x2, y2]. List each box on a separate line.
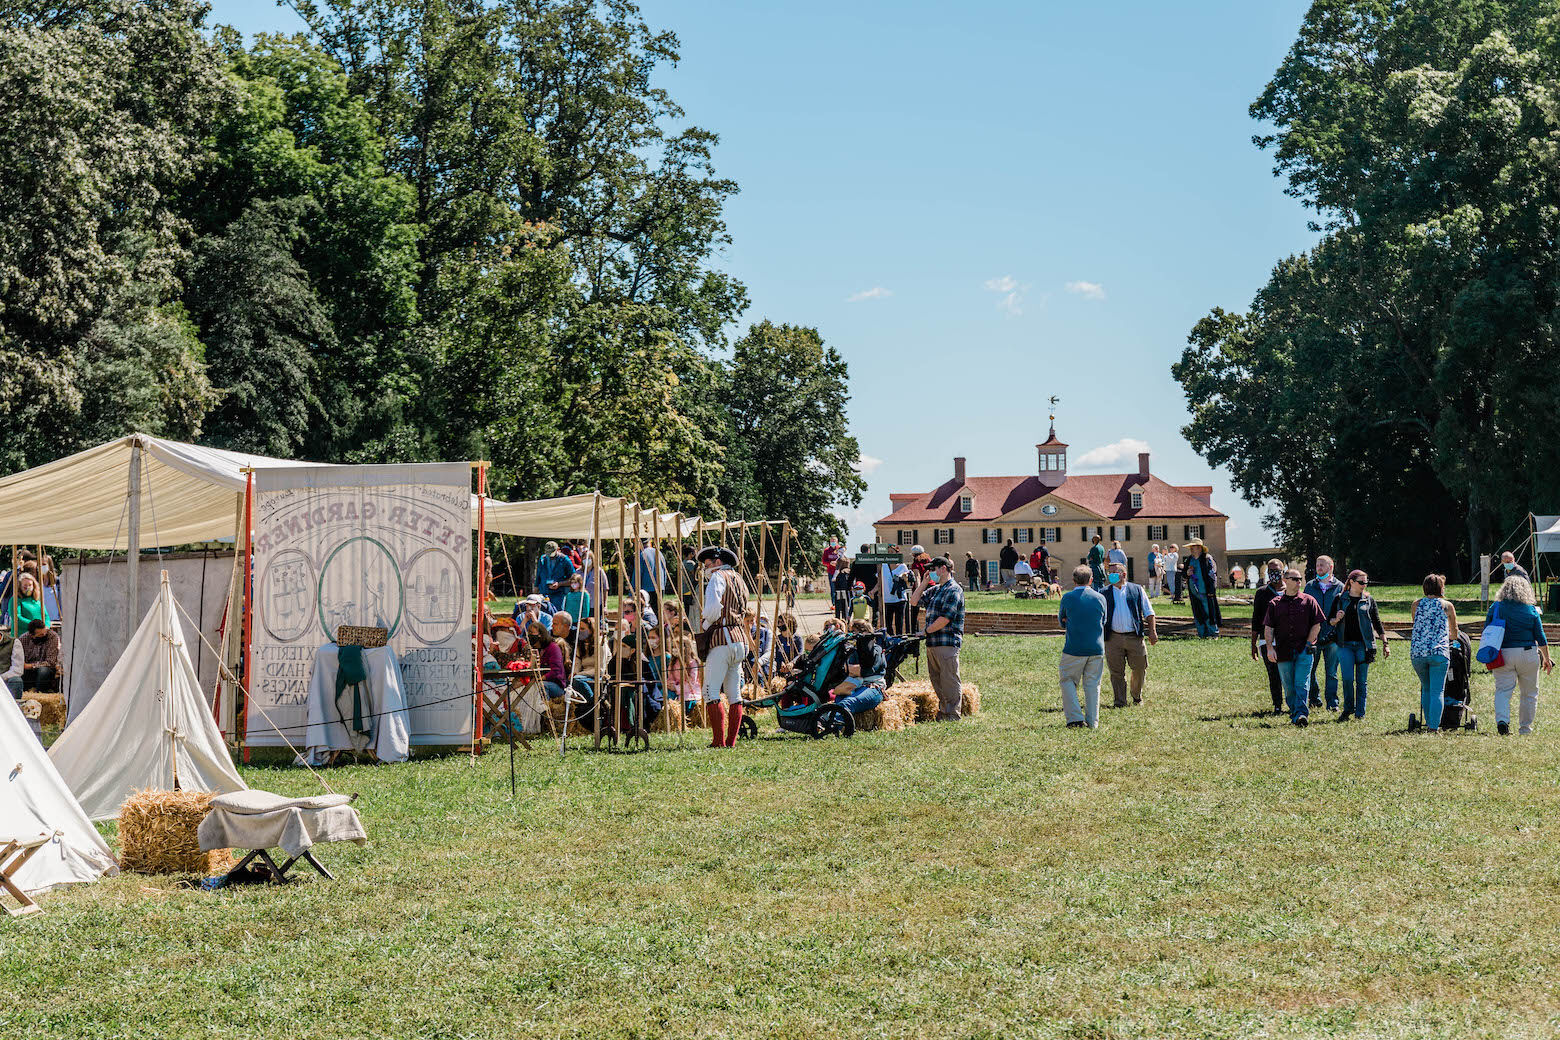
[1338, 642, 1370, 717]
[835, 680, 884, 715]
[1277, 649, 1314, 722]
[1411, 655, 1449, 730]
[1309, 641, 1340, 709]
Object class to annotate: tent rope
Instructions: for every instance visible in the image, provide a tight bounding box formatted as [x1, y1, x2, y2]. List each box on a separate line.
[170, 594, 339, 796]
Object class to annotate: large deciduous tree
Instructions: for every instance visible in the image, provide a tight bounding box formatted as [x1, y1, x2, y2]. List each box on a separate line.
[1175, 0, 1560, 576]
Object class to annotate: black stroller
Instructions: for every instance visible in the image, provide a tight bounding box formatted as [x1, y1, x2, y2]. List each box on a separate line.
[1409, 632, 1477, 732]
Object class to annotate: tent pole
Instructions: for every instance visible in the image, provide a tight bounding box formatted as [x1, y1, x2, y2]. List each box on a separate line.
[126, 439, 142, 647]
[614, 500, 627, 747]
[633, 503, 645, 747]
[652, 508, 663, 744]
[754, 520, 767, 687]
[671, 512, 687, 745]
[773, 523, 788, 661]
[239, 471, 254, 763]
[1530, 512, 1540, 587]
[592, 492, 604, 752]
[473, 464, 488, 761]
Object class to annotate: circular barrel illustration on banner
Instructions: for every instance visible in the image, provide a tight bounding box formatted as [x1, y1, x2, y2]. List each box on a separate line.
[317, 536, 404, 642]
[402, 547, 463, 645]
[260, 547, 319, 643]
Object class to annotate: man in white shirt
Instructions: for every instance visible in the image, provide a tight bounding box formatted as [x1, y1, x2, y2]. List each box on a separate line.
[1102, 561, 1157, 707]
[1163, 544, 1181, 602]
[1013, 558, 1034, 580]
[698, 545, 749, 748]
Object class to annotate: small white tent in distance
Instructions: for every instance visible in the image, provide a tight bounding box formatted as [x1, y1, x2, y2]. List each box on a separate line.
[1, 693, 118, 894]
[49, 572, 247, 821]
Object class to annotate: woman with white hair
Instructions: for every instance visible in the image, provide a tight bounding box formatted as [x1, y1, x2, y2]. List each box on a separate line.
[1486, 575, 1553, 735]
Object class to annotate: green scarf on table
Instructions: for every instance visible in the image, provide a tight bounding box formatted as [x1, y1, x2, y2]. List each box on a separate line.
[334, 644, 371, 736]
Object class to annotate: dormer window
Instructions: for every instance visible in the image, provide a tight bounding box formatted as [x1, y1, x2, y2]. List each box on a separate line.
[959, 494, 973, 513]
[1130, 490, 1143, 510]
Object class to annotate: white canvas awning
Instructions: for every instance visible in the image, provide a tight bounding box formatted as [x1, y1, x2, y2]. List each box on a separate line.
[479, 493, 703, 541]
[1534, 515, 1560, 554]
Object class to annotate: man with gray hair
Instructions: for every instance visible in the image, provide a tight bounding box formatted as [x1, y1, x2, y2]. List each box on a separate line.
[1305, 554, 1345, 711]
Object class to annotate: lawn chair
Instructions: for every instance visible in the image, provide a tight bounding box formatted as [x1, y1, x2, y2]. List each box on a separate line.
[0, 834, 49, 916]
[1013, 573, 1037, 599]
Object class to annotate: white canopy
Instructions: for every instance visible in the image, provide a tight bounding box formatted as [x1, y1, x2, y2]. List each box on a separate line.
[0, 694, 118, 893]
[0, 434, 735, 548]
[49, 575, 248, 820]
[1534, 515, 1560, 554]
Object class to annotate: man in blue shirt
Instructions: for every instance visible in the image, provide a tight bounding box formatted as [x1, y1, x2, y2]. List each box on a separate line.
[1058, 564, 1107, 728]
[636, 538, 668, 613]
[912, 556, 965, 721]
[1304, 554, 1345, 711]
[535, 541, 576, 611]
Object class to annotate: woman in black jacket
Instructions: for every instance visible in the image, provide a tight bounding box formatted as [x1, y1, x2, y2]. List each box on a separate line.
[1248, 559, 1286, 713]
[1330, 569, 1389, 721]
[1181, 540, 1222, 638]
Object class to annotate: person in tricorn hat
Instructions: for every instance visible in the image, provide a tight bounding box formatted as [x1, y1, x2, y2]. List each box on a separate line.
[697, 545, 750, 747]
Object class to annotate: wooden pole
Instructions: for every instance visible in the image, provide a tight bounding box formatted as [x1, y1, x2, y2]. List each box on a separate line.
[473, 464, 488, 757]
[613, 499, 627, 744]
[126, 439, 142, 647]
[633, 503, 645, 744]
[754, 520, 767, 683]
[239, 471, 254, 763]
[591, 492, 604, 751]
[671, 512, 687, 743]
[772, 522, 787, 656]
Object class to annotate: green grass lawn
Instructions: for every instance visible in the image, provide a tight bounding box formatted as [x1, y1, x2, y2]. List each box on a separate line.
[7, 637, 1560, 1038]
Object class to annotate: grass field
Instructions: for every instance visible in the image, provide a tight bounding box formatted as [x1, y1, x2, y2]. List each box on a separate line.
[6, 637, 1560, 1038]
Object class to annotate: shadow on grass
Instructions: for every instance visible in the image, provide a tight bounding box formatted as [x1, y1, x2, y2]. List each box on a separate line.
[1196, 708, 1284, 723]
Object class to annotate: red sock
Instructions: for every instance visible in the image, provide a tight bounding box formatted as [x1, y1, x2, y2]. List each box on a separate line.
[724, 703, 744, 747]
[707, 701, 725, 747]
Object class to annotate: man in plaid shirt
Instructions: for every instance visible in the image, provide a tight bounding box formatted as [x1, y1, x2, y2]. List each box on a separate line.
[913, 556, 966, 721]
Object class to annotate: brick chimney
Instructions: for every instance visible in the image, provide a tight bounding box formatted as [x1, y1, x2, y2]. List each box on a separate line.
[1138, 451, 1150, 478]
[954, 456, 966, 484]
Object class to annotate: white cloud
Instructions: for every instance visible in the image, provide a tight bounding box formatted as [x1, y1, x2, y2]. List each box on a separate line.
[1065, 280, 1107, 301]
[854, 453, 884, 476]
[984, 275, 1028, 316]
[1072, 437, 1151, 473]
[846, 286, 893, 303]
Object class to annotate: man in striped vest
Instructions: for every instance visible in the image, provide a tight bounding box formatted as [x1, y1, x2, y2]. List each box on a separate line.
[698, 545, 749, 747]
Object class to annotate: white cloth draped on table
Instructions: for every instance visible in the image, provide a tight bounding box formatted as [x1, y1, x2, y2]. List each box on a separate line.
[298, 645, 411, 765]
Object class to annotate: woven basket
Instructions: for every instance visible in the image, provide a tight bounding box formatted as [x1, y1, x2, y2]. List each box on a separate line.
[337, 625, 388, 648]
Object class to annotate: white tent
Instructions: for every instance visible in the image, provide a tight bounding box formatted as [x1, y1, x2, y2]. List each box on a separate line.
[0, 694, 118, 894]
[1533, 515, 1560, 554]
[48, 574, 247, 821]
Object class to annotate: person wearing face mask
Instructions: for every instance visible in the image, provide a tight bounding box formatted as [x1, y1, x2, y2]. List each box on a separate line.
[1330, 569, 1388, 721]
[1263, 568, 1324, 726]
[822, 537, 842, 583]
[1250, 559, 1287, 714]
[561, 573, 591, 627]
[1102, 562, 1157, 708]
[535, 541, 576, 612]
[912, 557, 965, 721]
[1499, 551, 1530, 581]
[1304, 555, 1345, 712]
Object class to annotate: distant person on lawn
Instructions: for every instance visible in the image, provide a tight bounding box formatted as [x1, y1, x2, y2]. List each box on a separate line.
[1146, 544, 1163, 598]
[1102, 561, 1156, 708]
[1407, 573, 1459, 733]
[999, 539, 1019, 589]
[1499, 551, 1529, 581]
[1088, 534, 1107, 590]
[1304, 555, 1345, 711]
[1163, 543, 1181, 602]
[831, 556, 853, 620]
[1250, 559, 1286, 714]
[822, 536, 842, 582]
[1485, 575, 1552, 735]
[1263, 568, 1323, 726]
[964, 551, 981, 591]
[1330, 569, 1388, 722]
[912, 556, 965, 721]
[1058, 565, 1106, 728]
[1107, 540, 1127, 567]
[1181, 539, 1221, 638]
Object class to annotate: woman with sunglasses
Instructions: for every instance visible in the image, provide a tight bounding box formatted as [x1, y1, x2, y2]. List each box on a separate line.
[1329, 569, 1388, 721]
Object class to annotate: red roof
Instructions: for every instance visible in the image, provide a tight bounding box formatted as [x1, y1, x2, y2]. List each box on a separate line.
[878, 472, 1224, 524]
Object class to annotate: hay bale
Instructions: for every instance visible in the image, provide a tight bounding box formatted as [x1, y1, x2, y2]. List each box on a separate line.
[118, 790, 234, 876]
[960, 682, 981, 715]
[543, 698, 591, 737]
[650, 698, 684, 733]
[31, 692, 66, 729]
[894, 680, 941, 722]
[854, 692, 908, 732]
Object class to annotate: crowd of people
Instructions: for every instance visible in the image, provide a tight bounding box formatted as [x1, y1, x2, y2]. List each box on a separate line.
[2, 549, 63, 702]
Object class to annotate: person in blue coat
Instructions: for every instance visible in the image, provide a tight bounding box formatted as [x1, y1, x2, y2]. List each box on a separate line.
[1486, 575, 1554, 735]
[535, 541, 576, 611]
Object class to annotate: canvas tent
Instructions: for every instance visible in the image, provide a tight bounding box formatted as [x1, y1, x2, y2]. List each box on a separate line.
[0, 694, 118, 893]
[48, 574, 246, 821]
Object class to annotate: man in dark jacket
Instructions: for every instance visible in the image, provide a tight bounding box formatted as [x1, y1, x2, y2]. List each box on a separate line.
[999, 540, 1020, 589]
[1250, 559, 1286, 713]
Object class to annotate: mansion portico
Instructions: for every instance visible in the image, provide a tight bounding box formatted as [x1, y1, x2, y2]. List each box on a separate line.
[873, 428, 1228, 585]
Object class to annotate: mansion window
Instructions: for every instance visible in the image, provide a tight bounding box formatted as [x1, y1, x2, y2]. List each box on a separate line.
[959, 494, 973, 513]
[896, 530, 919, 546]
[1148, 524, 1167, 541]
[933, 528, 955, 545]
[1130, 491, 1143, 510]
[1183, 524, 1205, 540]
[1111, 525, 1130, 542]
[1041, 527, 1060, 543]
[982, 528, 1001, 544]
[1014, 528, 1032, 543]
[1081, 525, 1101, 541]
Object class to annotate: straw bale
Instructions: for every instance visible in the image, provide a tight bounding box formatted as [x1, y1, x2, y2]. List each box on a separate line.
[543, 698, 591, 737]
[118, 790, 234, 876]
[960, 682, 981, 715]
[31, 692, 67, 728]
[649, 699, 684, 733]
[894, 680, 941, 722]
[853, 692, 908, 732]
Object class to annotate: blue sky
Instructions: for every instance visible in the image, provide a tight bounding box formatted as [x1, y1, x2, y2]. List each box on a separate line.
[208, 0, 1319, 549]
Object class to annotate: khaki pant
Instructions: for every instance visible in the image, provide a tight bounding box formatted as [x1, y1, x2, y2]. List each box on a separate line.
[927, 643, 962, 721]
[1493, 646, 1542, 734]
[1059, 652, 1102, 727]
[1104, 631, 1148, 706]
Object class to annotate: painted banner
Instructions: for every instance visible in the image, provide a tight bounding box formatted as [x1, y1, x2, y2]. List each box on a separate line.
[247, 464, 473, 746]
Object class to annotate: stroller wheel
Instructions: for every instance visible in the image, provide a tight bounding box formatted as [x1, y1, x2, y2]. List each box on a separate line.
[738, 716, 758, 741]
[812, 704, 855, 740]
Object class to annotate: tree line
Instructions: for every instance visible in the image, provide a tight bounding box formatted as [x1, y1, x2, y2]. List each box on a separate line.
[1173, 0, 1559, 579]
[0, 0, 864, 560]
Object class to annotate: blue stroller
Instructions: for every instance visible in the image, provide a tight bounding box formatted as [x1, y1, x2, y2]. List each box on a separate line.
[735, 628, 856, 739]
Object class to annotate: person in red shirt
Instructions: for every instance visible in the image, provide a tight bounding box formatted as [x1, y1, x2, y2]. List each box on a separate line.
[822, 536, 841, 580]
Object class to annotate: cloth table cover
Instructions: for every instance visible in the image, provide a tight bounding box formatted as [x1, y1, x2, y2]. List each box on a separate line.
[299, 644, 410, 765]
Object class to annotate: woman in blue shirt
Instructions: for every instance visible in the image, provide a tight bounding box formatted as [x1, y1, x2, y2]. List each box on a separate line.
[1487, 576, 1554, 735]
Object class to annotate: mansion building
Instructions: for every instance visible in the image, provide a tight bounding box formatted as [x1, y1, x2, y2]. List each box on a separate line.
[874, 429, 1228, 586]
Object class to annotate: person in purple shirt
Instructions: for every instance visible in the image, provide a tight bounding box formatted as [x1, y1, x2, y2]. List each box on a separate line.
[1263, 568, 1324, 727]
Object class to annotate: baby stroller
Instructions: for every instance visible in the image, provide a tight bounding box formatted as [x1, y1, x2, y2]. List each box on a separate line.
[735, 628, 856, 739]
[1409, 631, 1477, 732]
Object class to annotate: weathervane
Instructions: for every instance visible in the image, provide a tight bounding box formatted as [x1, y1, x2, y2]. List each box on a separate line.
[1047, 395, 1059, 439]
